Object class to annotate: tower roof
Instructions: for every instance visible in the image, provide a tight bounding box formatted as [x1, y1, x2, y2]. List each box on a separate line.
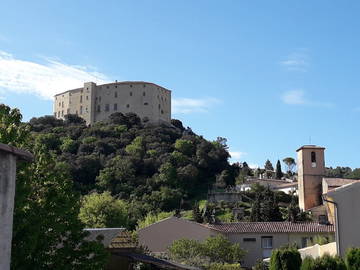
[296, 145, 325, 152]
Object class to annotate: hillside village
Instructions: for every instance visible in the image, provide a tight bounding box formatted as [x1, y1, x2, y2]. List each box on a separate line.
[1, 81, 360, 270]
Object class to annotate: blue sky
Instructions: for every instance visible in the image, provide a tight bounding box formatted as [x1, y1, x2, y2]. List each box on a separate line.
[1, 1, 360, 168]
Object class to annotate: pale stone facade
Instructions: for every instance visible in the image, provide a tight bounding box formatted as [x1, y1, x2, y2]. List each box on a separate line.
[54, 81, 171, 125]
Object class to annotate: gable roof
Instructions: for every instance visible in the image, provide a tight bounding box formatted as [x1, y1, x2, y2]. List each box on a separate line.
[327, 181, 360, 197]
[323, 178, 359, 189]
[203, 222, 335, 234]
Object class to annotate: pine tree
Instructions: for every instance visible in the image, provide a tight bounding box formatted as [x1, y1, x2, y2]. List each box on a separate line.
[275, 160, 283, 179]
[250, 194, 262, 222]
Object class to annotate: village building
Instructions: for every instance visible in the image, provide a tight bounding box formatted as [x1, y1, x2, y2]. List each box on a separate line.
[53, 81, 171, 125]
[138, 217, 335, 268]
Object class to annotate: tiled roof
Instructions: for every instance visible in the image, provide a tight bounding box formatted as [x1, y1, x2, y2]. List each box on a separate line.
[203, 222, 335, 234]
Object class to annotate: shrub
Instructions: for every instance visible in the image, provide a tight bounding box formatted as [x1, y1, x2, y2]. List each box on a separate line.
[301, 254, 346, 270]
[208, 263, 243, 270]
[346, 248, 360, 270]
[269, 246, 301, 270]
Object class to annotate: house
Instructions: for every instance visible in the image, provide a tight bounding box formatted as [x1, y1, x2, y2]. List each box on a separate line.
[138, 217, 335, 268]
[85, 228, 199, 270]
[324, 181, 360, 256]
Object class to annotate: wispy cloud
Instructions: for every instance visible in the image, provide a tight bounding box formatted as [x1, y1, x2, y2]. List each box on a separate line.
[229, 151, 247, 163]
[172, 97, 221, 114]
[0, 50, 109, 100]
[281, 90, 333, 108]
[280, 49, 309, 72]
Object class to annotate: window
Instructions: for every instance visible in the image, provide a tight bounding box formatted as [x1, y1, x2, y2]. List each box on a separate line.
[80, 106, 83, 115]
[57, 112, 60, 117]
[67, 109, 70, 114]
[243, 238, 256, 242]
[261, 237, 273, 249]
[126, 104, 130, 108]
[61, 110, 64, 117]
[62, 102, 64, 108]
[115, 92, 118, 98]
[59, 102, 61, 107]
[114, 103, 118, 111]
[80, 96, 83, 103]
[97, 105, 101, 112]
[143, 92, 146, 96]
[86, 96, 88, 100]
[144, 102, 148, 105]
[99, 96, 102, 102]
[115, 85, 117, 88]
[130, 84, 133, 88]
[161, 109, 164, 114]
[106, 86, 109, 89]
[105, 104, 110, 112]
[311, 151, 317, 167]
[301, 237, 313, 248]
[130, 92, 133, 96]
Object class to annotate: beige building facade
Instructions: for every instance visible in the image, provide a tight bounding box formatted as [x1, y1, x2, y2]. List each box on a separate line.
[138, 217, 335, 268]
[54, 81, 171, 125]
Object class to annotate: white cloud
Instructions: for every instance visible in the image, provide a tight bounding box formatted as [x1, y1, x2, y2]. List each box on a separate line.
[280, 50, 309, 72]
[281, 90, 333, 108]
[282, 90, 307, 105]
[172, 97, 221, 114]
[0, 50, 110, 100]
[229, 151, 247, 162]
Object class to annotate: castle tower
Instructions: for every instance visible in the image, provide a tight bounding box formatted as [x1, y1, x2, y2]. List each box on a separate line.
[297, 145, 325, 210]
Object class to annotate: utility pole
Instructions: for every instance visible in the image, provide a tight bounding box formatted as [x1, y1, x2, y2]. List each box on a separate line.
[0, 143, 33, 270]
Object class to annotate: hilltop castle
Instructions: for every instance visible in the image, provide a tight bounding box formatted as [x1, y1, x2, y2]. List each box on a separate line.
[54, 81, 171, 125]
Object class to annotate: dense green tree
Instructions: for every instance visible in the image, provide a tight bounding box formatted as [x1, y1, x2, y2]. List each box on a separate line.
[275, 160, 283, 179]
[300, 254, 345, 270]
[346, 247, 360, 270]
[0, 104, 108, 269]
[264, 160, 274, 171]
[168, 235, 246, 267]
[250, 194, 262, 222]
[79, 192, 129, 228]
[269, 246, 301, 270]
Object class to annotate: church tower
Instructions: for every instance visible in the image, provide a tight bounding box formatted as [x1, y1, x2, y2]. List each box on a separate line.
[297, 145, 325, 210]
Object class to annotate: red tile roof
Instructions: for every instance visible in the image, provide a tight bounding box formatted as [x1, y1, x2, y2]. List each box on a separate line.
[203, 222, 335, 234]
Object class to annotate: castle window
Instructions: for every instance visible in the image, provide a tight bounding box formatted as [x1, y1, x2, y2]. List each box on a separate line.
[80, 106, 83, 115]
[61, 110, 64, 117]
[130, 85, 133, 88]
[97, 105, 101, 112]
[115, 85, 117, 88]
[80, 96, 83, 103]
[143, 92, 146, 96]
[114, 103, 118, 111]
[311, 152, 317, 167]
[81, 90, 83, 93]
[161, 109, 164, 114]
[99, 96, 102, 102]
[58, 112, 60, 117]
[67, 109, 70, 114]
[144, 102, 148, 105]
[59, 102, 61, 107]
[105, 104, 110, 112]
[106, 86, 109, 89]
[86, 96, 88, 100]
[115, 92, 118, 98]
[126, 104, 130, 108]
[130, 92, 133, 96]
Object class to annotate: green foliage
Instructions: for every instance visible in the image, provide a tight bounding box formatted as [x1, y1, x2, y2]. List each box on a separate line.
[250, 187, 282, 222]
[175, 139, 195, 156]
[253, 260, 268, 270]
[207, 263, 243, 270]
[137, 211, 174, 229]
[345, 247, 360, 270]
[168, 235, 246, 268]
[125, 136, 145, 157]
[79, 192, 129, 228]
[60, 137, 78, 153]
[0, 108, 108, 268]
[269, 246, 301, 270]
[300, 254, 346, 270]
[283, 157, 296, 175]
[275, 160, 283, 179]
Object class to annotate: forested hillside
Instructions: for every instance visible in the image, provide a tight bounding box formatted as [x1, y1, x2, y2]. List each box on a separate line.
[28, 113, 240, 227]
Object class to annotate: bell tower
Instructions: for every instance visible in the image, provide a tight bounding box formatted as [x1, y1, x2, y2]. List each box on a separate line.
[297, 145, 325, 210]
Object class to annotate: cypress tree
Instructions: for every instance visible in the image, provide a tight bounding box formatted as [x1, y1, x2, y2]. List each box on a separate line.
[275, 160, 283, 179]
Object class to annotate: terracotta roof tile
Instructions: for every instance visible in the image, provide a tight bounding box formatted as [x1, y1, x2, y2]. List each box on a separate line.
[203, 222, 335, 234]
